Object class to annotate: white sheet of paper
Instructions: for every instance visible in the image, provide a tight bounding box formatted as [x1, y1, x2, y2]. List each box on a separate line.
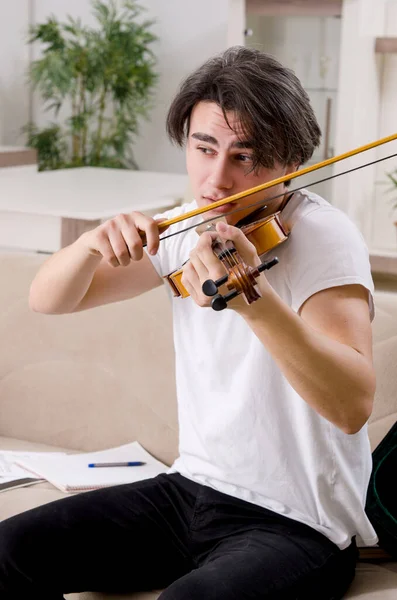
[0, 451, 66, 481]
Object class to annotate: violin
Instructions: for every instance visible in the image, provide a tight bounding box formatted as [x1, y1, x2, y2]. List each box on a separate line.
[146, 132, 397, 311]
[165, 211, 289, 311]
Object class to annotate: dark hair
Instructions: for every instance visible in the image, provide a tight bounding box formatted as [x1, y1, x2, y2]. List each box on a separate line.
[166, 46, 321, 171]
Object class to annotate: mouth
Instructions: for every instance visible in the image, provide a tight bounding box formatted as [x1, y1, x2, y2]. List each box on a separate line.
[204, 197, 237, 215]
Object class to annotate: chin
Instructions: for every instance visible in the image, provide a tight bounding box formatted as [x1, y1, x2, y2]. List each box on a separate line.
[207, 210, 237, 227]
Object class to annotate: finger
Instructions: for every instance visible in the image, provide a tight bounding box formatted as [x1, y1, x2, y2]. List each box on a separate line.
[96, 231, 122, 267]
[195, 230, 218, 251]
[121, 225, 144, 261]
[118, 215, 145, 261]
[194, 232, 228, 281]
[155, 217, 171, 235]
[107, 225, 132, 266]
[117, 213, 159, 259]
[215, 221, 260, 268]
[188, 253, 209, 284]
[181, 261, 202, 304]
[134, 213, 162, 256]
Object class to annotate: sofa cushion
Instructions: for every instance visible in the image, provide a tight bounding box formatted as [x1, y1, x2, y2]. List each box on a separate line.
[372, 307, 397, 344]
[368, 334, 397, 450]
[345, 562, 397, 598]
[0, 252, 178, 465]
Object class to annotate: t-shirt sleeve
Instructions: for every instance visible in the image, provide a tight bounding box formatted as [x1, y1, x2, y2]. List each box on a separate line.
[144, 220, 166, 278]
[285, 207, 375, 320]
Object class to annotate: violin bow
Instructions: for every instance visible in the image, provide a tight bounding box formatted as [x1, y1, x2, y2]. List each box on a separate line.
[155, 132, 397, 235]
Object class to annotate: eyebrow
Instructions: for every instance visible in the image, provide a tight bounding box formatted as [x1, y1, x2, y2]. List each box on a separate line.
[191, 132, 253, 149]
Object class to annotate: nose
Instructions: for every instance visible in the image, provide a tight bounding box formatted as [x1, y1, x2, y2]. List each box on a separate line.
[208, 156, 233, 191]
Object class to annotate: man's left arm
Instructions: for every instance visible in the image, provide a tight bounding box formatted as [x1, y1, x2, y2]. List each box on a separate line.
[236, 281, 375, 435]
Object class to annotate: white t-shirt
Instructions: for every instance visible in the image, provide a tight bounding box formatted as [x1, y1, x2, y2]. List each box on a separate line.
[147, 189, 378, 550]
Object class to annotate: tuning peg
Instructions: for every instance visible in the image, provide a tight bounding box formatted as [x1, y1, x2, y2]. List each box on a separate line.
[202, 273, 229, 297]
[256, 257, 279, 272]
[211, 290, 239, 311]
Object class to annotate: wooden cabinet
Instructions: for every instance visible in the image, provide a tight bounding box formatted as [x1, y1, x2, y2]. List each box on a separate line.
[375, 38, 397, 53]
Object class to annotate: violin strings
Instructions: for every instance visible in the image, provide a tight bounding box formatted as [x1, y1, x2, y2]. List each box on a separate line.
[201, 225, 239, 292]
[206, 223, 237, 273]
[156, 151, 397, 244]
[217, 238, 252, 300]
[212, 232, 249, 298]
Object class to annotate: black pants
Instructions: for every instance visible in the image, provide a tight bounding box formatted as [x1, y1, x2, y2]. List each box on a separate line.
[0, 473, 357, 599]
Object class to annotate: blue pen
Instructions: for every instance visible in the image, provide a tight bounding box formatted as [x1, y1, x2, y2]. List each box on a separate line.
[88, 461, 146, 468]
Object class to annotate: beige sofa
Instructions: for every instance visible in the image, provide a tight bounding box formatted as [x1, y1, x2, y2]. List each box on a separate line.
[1, 252, 397, 600]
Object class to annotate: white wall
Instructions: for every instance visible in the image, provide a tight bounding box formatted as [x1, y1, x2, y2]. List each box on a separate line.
[125, 0, 245, 173]
[332, 0, 397, 253]
[371, 0, 397, 252]
[245, 12, 341, 199]
[0, 2, 31, 145]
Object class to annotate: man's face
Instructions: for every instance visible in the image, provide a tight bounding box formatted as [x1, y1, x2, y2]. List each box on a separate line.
[186, 101, 296, 226]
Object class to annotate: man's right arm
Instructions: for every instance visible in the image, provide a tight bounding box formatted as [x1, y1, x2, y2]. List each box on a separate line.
[29, 211, 165, 314]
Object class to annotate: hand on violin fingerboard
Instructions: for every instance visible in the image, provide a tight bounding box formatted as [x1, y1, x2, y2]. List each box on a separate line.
[181, 221, 270, 309]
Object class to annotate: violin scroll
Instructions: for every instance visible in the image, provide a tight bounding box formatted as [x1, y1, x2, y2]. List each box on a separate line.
[202, 256, 279, 311]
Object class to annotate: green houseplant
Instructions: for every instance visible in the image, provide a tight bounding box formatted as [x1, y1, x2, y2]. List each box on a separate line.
[24, 0, 157, 171]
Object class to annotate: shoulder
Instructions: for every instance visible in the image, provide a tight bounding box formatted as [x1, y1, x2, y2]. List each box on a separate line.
[283, 189, 368, 253]
[280, 190, 374, 318]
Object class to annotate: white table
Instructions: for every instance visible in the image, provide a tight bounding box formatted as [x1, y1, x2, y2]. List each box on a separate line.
[0, 166, 188, 253]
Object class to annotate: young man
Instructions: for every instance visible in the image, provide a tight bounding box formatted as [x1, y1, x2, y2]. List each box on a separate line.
[0, 46, 377, 599]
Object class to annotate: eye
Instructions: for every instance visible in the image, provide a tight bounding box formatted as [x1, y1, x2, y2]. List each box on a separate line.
[197, 146, 215, 155]
[235, 153, 253, 163]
